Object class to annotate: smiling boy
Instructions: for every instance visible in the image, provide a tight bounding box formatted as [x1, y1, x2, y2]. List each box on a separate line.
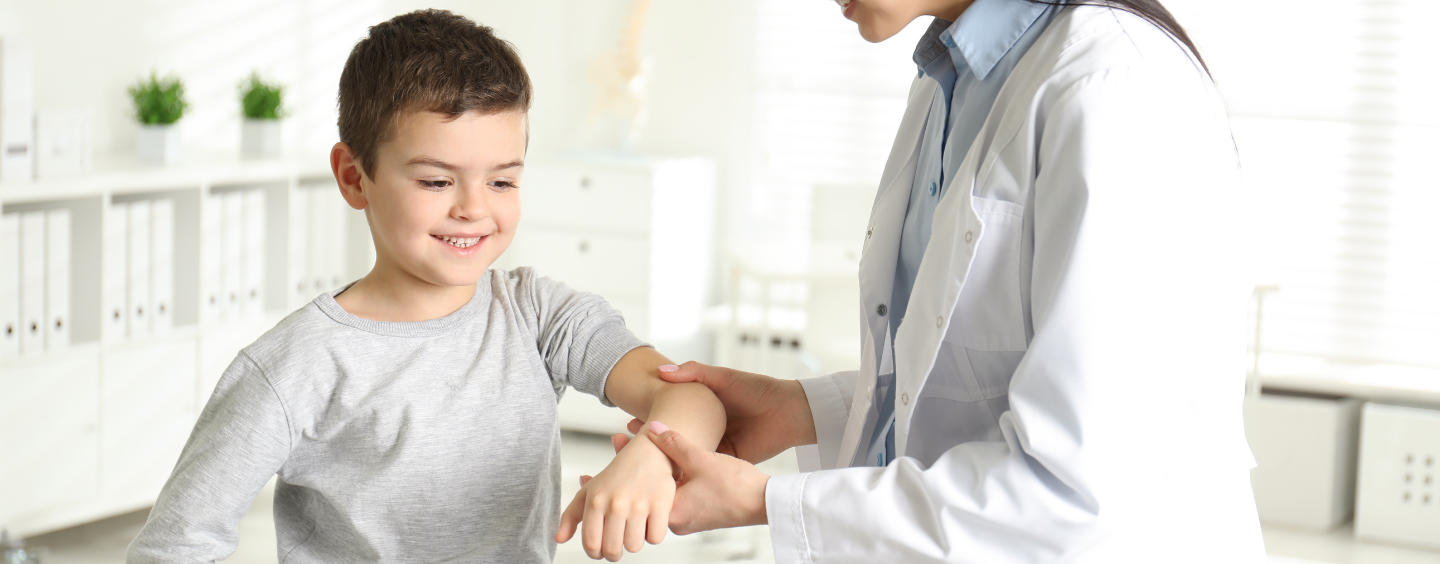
[126, 10, 722, 564]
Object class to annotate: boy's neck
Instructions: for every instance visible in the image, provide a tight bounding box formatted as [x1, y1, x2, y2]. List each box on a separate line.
[334, 260, 479, 322]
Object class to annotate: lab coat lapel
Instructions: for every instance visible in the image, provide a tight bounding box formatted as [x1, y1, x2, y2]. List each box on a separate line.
[834, 77, 937, 469]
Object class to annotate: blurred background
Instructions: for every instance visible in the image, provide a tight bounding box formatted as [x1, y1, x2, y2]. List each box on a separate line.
[0, 0, 1438, 562]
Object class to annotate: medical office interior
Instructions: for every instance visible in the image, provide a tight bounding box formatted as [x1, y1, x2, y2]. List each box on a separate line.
[0, 0, 1437, 562]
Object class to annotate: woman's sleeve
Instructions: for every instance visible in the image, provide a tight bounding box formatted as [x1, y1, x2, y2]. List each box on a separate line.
[127, 353, 293, 564]
[764, 63, 1255, 563]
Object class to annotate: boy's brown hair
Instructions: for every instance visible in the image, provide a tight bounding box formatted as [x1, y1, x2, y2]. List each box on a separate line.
[338, 9, 532, 178]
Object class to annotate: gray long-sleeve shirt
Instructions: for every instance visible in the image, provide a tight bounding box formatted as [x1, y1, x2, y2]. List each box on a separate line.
[127, 268, 648, 564]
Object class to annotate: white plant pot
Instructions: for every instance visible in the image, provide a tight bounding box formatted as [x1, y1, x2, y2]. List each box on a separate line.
[136, 124, 181, 165]
[241, 118, 281, 159]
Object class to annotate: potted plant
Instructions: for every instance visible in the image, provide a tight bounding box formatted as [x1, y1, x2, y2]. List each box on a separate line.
[127, 71, 188, 165]
[239, 72, 285, 159]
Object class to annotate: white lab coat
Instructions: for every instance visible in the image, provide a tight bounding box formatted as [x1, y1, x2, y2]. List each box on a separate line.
[766, 6, 1266, 563]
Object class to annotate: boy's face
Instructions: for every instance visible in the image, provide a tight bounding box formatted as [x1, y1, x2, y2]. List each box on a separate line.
[358, 109, 526, 288]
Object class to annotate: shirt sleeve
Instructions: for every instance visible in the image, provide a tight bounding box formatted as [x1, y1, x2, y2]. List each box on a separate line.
[512, 267, 649, 406]
[764, 59, 1259, 563]
[127, 352, 292, 564]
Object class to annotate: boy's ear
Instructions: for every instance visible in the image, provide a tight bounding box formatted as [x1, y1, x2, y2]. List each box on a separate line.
[330, 142, 370, 211]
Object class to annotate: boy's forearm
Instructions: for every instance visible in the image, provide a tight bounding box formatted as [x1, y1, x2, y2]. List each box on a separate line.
[604, 348, 724, 452]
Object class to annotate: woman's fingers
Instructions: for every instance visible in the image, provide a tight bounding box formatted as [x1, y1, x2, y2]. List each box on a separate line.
[555, 487, 587, 543]
[610, 432, 631, 453]
[627, 418, 643, 435]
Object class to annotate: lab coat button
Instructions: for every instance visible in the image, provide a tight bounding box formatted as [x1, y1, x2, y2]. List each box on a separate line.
[877, 304, 888, 316]
[866, 229, 872, 239]
[936, 316, 944, 328]
[901, 393, 909, 405]
[965, 231, 973, 243]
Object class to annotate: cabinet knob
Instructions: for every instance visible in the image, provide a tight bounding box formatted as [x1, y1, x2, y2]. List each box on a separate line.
[580, 176, 592, 189]
[578, 240, 590, 253]
[55, 318, 63, 329]
[5, 324, 13, 336]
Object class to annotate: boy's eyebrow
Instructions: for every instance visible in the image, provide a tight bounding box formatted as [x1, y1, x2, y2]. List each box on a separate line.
[404, 157, 524, 173]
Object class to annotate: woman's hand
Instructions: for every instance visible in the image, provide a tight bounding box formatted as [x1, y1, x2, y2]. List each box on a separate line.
[628, 362, 816, 464]
[555, 431, 676, 561]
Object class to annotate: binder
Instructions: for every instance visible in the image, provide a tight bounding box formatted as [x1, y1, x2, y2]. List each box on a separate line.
[45, 208, 69, 350]
[150, 198, 174, 333]
[126, 200, 151, 339]
[0, 212, 20, 358]
[241, 189, 265, 318]
[0, 37, 34, 182]
[305, 187, 330, 295]
[199, 193, 222, 324]
[219, 191, 243, 322]
[103, 202, 127, 342]
[18, 210, 45, 354]
[287, 186, 309, 308]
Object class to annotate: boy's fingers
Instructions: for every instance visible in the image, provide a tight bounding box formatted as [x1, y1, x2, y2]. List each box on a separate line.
[624, 510, 647, 554]
[610, 433, 631, 454]
[646, 500, 670, 545]
[582, 495, 606, 559]
[556, 489, 587, 543]
[602, 512, 627, 561]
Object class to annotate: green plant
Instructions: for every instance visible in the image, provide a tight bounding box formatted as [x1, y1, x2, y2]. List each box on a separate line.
[127, 71, 188, 125]
[239, 72, 285, 120]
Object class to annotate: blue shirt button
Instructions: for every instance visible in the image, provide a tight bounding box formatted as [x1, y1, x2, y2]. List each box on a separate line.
[929, 182, 937, 196]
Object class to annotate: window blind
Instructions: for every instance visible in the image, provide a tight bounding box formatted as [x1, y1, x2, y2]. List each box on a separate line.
[1168, 0, 1440, 369]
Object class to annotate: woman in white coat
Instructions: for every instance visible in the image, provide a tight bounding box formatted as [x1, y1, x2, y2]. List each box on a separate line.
[589, 0, 1266, 561]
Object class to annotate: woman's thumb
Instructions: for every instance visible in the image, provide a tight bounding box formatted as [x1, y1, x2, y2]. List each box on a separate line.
[647, 421, 707, 471]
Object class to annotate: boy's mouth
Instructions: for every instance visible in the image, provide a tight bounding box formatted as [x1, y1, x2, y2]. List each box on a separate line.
[433, 234, 484, 249]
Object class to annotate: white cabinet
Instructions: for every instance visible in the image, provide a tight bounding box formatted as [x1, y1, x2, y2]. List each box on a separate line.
[1245, 389, 1362, 531]
[496, 156, 716, 435]
[0, 351, 100, 531]
[100, 333, 197, 510]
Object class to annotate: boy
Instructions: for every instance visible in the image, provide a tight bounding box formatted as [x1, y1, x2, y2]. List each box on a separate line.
[127, 9, 722, 563]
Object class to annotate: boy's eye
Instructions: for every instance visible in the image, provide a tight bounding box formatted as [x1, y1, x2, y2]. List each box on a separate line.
[419, 179, 452, 190]
[489, 180, 518, 192]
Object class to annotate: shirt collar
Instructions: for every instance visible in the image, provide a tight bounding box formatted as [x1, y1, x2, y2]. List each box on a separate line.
[911, 0, 1049, 81]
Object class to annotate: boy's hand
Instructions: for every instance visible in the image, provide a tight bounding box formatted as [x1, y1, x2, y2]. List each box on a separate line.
[555, 428, 675, 561]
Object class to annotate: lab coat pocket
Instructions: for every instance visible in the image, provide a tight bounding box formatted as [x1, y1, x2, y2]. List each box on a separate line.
[953, 197, 1026, 351]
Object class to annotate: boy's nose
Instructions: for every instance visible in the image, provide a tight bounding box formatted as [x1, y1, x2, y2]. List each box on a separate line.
[452, 184, 490, 221]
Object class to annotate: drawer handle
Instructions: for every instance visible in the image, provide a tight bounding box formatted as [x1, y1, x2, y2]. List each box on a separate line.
[578, 240, 590, 253]
[580, 176, 592, 189]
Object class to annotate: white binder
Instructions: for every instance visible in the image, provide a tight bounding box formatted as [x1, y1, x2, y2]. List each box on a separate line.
[199, 193, 222, 324]
[150, 198, 174, 333]
[0, 37, 34, 182]
[45, 208, 69, 350]
[219, 191, 243, 322]
[18, 210, 45, 354]
[241, 189, 266, 318]
[103, 202, 128, 342]
[126, 200, 151, 339]
[305, 187, 331, 295]
[287, 186, 309, 308]
[0, 212, 20, 358]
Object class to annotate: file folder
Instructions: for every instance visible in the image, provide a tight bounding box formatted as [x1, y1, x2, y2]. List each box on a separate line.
[288, 186, 309, 308]
[45, 208, 69, 350]
[305, 187, 331, 295]
[200, 193, 222, 324]
[0, 212, 20, 358]
[220, 191, 243, 322]
[19, 210, 45, 354]
[241, 189, 265, 318]
[126, 200, 151, 339]
[103, 202, 127, 342]
[150, 198, 174, 333]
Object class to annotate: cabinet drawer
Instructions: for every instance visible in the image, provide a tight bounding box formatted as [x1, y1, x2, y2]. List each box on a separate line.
[504, 229, 650, 302]
[522, 167, 652, 235]
[0, 352, 100, 528]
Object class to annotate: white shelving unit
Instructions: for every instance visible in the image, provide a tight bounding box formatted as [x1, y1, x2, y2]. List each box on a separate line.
[0, 153, 370, 537]
[1, 152, 717, 536]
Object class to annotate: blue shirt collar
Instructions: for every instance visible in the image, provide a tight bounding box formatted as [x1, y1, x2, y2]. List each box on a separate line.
[911, 0, 1049, 81]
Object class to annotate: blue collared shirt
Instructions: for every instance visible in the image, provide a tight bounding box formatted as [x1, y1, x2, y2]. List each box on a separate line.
[866, 0, 1061, 468]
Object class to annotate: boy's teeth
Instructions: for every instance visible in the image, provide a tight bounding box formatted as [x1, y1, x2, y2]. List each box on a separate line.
[439, 235, 480, 248]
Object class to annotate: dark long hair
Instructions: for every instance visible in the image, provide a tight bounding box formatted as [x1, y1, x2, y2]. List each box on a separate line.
[1029, 0, 1208, 75]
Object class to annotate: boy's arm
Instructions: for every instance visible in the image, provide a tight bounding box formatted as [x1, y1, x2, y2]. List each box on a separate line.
[127, 353, 291, 564]
[603, 346, 724, 453]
